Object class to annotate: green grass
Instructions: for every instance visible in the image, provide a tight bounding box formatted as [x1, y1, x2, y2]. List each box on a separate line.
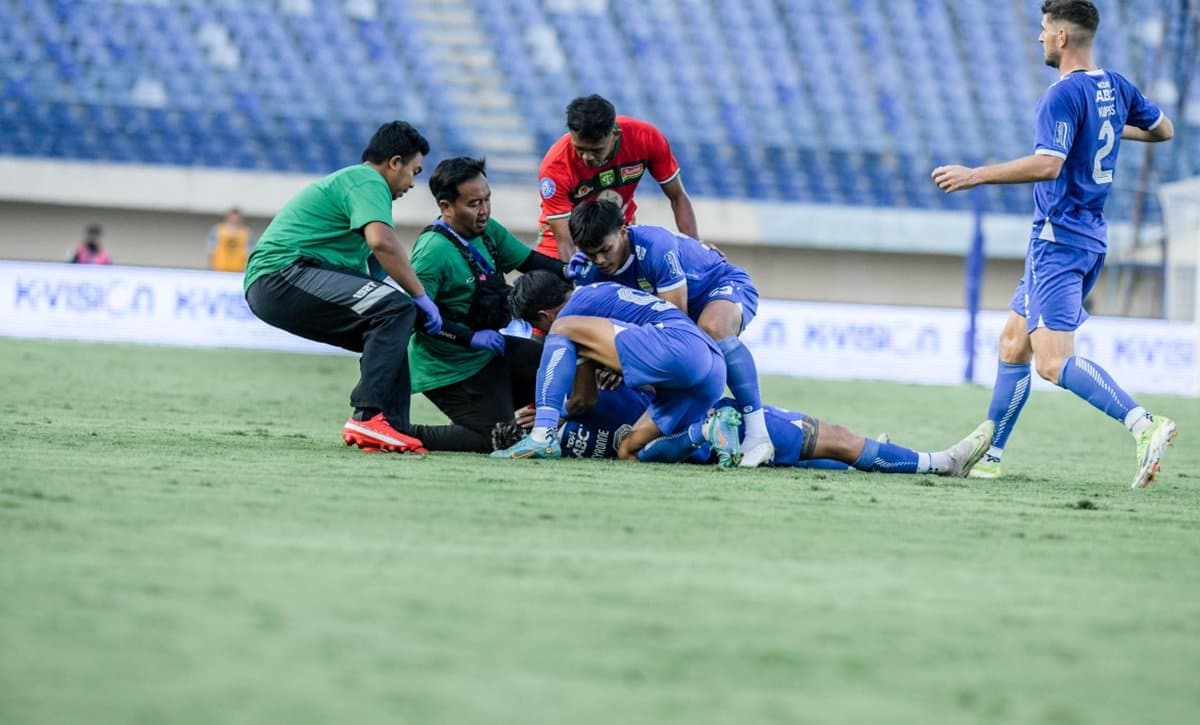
[1, 338, 1197, 725]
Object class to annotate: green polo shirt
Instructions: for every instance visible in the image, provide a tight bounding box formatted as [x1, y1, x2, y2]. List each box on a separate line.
[408, 217, 532, 393]
[244, 165, 394, 290]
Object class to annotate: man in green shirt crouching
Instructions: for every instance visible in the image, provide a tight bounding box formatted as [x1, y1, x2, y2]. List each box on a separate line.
[244, 121, 442, 454]
[406, 156, 569, 452]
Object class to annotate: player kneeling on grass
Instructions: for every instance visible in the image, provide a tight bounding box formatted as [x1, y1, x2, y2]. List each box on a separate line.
[496, 382, 994, 477]
[566, 199, 775, 468]
[490, 272, 743, 465]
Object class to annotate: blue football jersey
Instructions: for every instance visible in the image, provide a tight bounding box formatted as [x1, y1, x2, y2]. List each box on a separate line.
[560, 386, 652, 459]
[576, 225, 743, 316]
[1032, 70, 1162, 252]
[559, 281, 693, 327]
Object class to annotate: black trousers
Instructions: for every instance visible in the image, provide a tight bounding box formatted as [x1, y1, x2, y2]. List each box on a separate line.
[246, 260, 418, 428]
[408, 335, 543, 453]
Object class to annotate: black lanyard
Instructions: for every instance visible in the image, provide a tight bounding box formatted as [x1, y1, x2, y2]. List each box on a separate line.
[435, 221, 496, 277]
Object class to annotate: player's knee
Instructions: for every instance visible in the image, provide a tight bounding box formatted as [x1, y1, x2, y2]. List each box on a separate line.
[1035, 355, 1065, 384]
[699, 316, 738, 340]
[997, 329, 1032, 363]
[818, 423, 860, 459]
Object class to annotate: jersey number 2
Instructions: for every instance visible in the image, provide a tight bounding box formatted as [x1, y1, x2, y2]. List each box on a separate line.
[1092, 120, 1115, 184]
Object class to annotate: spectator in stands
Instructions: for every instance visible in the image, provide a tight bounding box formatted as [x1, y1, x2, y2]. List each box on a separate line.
[535, 94, 698, 262]
[405, 156, 568, 452]
[931, 0, 1176, 487]
[243, 121, 442, 455]
[207, 207, 257, 272]
[70, 224, 111, 265]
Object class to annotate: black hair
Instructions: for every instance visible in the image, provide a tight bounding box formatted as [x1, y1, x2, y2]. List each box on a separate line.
[1041, 0, 1099, 37]
[510, 270, 573, 324]
[428, 156, 487, 204]
[565, 94, 617, 142]
[361, 121, 430, 164]
[568, 199, 624, 252]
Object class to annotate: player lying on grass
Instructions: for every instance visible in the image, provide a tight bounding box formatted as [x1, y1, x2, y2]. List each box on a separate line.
[489, 272, 743, 465]
[494, 381, 994, 477]
[566, 199, 775, 468]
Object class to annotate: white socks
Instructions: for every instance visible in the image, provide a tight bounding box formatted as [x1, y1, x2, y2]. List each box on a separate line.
[743, 409, 768, 441]
[1125, 407, 1153, 438]
[917, 452, 949, 474]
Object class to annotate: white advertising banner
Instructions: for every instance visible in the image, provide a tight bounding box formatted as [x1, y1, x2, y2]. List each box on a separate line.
[2, 261, 1196, 396]
[742, 299, 1199, 396]
[0, 260, 344, 355]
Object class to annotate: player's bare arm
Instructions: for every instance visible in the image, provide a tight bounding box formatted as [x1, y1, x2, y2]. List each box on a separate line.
[932, 154, 1064, 193]
[1122, 115, 1174, 142]
[547, 217, 576, 261]
[661, 176, 699, 239]
[363, 221, 425, 297]
[565, 360, 600, 416]
[657, 284, 688, 316]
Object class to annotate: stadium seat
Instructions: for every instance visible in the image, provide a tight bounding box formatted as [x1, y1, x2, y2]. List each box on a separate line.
[0, 0, 1195, 220]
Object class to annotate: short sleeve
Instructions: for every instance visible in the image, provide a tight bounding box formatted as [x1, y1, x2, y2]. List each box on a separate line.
[1121, 76, 1164, 131]
[643, 124, 681, 184]
[642, 230, 686, 293]
[409, 231, 446, 301]
[1033, 85, 1078, 160]
[538, 159, 574, 221]
[486, 218, 533, 272]
[343, 175, 395, 231]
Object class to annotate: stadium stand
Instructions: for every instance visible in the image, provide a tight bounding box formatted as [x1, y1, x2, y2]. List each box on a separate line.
[0, 0, 1195, 220]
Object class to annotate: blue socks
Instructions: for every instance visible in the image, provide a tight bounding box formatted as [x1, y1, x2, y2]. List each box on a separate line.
[985, 360, 1032, 458]
[1057, 355, 1138, 423]
[717, 337, 769, 441]
[851, 438, 920, 473]
[530, 333, 576, 442]
[637, 422, 707, 463]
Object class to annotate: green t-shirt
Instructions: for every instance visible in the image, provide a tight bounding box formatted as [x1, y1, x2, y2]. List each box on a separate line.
[244, 165, 395, 290]
[408, 217, 533, 393]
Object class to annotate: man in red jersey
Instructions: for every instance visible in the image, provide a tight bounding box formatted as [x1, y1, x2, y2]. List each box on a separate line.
[535, 94, 699, 261]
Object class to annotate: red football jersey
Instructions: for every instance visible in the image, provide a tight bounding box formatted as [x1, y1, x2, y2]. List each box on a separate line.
[535, 116, 681, 258]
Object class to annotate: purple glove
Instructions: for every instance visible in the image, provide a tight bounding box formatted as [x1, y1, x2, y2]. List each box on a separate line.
[469, 329, 506, 357]
[412, 294, 442, 335]
[565, 251, 590, 280]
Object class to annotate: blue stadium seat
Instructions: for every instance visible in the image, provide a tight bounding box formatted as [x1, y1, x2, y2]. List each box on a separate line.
[1, 0, 1195, 219]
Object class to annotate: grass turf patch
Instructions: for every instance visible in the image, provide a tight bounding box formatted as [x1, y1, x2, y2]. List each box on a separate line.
[1, 339, 1197, 724]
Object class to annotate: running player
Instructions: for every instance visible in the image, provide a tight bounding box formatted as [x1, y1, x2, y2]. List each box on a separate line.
[567, 199, 775, 468]
[490, 272, 742, 465]
[536, 94, 698, 261]
[932, 0, 1176, 488]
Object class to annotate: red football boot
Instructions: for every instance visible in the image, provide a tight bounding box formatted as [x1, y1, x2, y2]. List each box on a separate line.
[342, 414, 429, 454]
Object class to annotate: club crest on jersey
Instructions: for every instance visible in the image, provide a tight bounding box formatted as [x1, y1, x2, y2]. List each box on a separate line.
[575, 184, 592, 197]
[620, 163, 644, 182]
[539, 177, 556, 199]
[599, 169, 616, 187]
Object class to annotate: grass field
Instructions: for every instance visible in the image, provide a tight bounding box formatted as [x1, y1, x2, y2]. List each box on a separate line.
[1, 338, 1197, 724]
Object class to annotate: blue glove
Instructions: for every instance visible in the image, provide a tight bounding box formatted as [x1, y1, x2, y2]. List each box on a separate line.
[412, 294, 442, 335]
[469, 329, 506, 357]
[565, 251, 590, 280]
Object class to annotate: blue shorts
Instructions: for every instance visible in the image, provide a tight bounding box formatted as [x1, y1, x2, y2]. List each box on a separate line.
[615, 323, 725, 434]
[694, 273, 759, 333]
[704, 397, 825, 467]
[1009, 240, 1105, 333]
